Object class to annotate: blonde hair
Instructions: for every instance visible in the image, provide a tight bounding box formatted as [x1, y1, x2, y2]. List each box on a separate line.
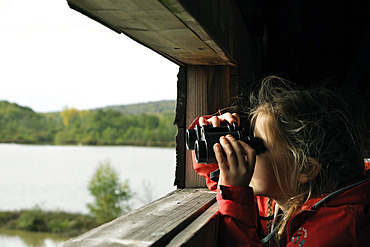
[247, 76, 365, 243]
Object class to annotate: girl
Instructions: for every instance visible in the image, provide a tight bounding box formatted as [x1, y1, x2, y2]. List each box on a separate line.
[190, 76, 370, 246]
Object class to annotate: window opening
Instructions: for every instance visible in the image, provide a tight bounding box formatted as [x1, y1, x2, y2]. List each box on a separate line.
[0, 0, 179, 245]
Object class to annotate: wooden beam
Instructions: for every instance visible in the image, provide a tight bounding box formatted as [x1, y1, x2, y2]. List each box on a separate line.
[159, 0, 234, 65]
[62, 189, 216, 247]
[174, 67, 187, 188]
[167, 202, 219, 246]
[66, 0, 234, 65]
[178, 0, 264, 80]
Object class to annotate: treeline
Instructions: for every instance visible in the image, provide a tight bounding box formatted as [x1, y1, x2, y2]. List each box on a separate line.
[102, 100, 176, 114]
[0, 101, 177, 147]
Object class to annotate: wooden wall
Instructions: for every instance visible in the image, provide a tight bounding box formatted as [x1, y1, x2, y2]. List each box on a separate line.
[171, 0, 265, 188]
[174, 66, 238, 188]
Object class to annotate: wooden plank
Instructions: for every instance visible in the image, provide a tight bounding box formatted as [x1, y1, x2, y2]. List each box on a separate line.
[175, 127, 186, 188]
[62, 189, 216, 247]
[174, 67, 187, 188]
[66, 0, 233, 65]
[159, 0, 234, 65]
[167, 202, 219, 246]
[185, 66, 210, 188]
[185, 65, 234, 188]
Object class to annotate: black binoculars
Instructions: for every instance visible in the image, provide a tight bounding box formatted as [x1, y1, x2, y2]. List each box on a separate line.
[186, 123, 266, 164]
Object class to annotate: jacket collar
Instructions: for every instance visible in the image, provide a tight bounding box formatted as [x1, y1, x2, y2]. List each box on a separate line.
[304, 176, 370, 211]
[286, 177, 370, 242]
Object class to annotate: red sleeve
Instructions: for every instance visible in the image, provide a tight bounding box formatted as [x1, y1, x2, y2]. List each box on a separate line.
[217, 185, 262, 247]
[190, 116, 263, 246]
[364, 161, 370, 173]
[189, 116, 219, 191]
[192, 151, 219, 191]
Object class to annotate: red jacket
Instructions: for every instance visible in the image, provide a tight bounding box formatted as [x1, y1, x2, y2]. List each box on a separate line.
[214, 177, 370, 247]
[189, 117, 370, 246]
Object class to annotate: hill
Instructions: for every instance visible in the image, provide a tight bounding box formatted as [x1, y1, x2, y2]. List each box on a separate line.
[98, 100, 176, 114]
[0, 101, 55, 143]
[0, 100, 177, 146]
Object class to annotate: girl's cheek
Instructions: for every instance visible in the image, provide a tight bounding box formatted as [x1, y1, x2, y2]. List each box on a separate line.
[251, 159, 264, 180]
[255, 155, 275, 179]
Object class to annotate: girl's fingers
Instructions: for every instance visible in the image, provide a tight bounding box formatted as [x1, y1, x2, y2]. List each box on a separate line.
[199, 112, 240, 127]
[218, 112, 240, 126]
[223, 135, 244, 169]
[199, 116, 221, 127]
[232, 113, 241, 126]
[198, 116, 207, 126]
[210, 116, 221, 127]
[214, 143, 227, 169]
[239, 140, 256, 172]
[219, 136, 239, 172]
[214, 141, 231, 186]
[217, 135, 256, 186]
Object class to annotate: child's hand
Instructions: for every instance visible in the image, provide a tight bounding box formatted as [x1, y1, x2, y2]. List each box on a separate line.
[214, 135, 256, 186]
[199, 112, 240, 127]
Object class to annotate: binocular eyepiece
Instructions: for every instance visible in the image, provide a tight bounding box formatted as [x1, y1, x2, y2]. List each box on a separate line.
[186, 123, 266, 164]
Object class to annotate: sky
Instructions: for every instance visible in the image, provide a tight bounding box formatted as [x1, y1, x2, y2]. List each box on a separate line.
[0, 0, 179, 113]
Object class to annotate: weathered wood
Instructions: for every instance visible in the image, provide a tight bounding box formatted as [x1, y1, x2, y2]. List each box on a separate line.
[66, 0, 234, 65]
[175, 127, 186, 188]
[167, 202, 219, 246]
[159, 0, 234, 65]
[62, 189, 216, 247]
[185, 65, 236, 188]
[174, 67, 187, 188]
[178, 0, 264, 80]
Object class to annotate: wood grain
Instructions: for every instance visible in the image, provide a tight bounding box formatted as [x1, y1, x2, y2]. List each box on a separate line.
[67, 0, 233, 65]
[62, 189, 216, 247]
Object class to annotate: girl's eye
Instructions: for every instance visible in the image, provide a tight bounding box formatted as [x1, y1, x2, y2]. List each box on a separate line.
[252, 137, 268, 155]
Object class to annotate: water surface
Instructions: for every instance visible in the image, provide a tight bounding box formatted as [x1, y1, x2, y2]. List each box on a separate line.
[0, 144, 176, 213]
[0, 144, 176, 247]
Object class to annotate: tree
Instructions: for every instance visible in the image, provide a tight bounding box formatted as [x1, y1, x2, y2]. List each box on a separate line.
[87, 160, 132, 224]
[60, 107, 79, 127]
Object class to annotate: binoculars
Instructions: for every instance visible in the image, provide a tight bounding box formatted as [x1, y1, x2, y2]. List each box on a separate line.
[186, 123, 266, 164]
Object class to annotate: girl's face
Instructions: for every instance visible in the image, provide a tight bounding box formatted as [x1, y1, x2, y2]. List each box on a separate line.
[250, 113, 292, 205]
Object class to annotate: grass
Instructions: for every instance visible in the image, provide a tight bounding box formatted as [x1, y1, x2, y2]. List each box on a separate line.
[0, 208, 100, 237]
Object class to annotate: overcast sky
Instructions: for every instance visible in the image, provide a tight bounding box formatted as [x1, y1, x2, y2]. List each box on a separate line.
[0, 0, 179, 113]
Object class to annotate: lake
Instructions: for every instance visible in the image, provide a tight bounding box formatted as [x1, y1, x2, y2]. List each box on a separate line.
[0, 144, 176, 246]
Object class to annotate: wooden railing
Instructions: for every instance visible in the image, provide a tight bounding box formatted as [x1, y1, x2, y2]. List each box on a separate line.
[62, 189, 219, 247]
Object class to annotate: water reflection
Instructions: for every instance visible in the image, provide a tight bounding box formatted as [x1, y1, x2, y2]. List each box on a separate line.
[0, 229, 67, 247]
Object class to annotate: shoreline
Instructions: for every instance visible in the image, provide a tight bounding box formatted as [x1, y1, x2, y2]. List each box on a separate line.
[0, 209, 100, 237]
[0, 141, 176, 148]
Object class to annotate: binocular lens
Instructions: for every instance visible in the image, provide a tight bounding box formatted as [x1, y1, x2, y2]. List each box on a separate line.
[195, 140, 209, 164]
[186, 129, 196, 150]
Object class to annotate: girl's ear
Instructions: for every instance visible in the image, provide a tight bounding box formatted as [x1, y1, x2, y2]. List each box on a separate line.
[298, 158, 321, 184]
